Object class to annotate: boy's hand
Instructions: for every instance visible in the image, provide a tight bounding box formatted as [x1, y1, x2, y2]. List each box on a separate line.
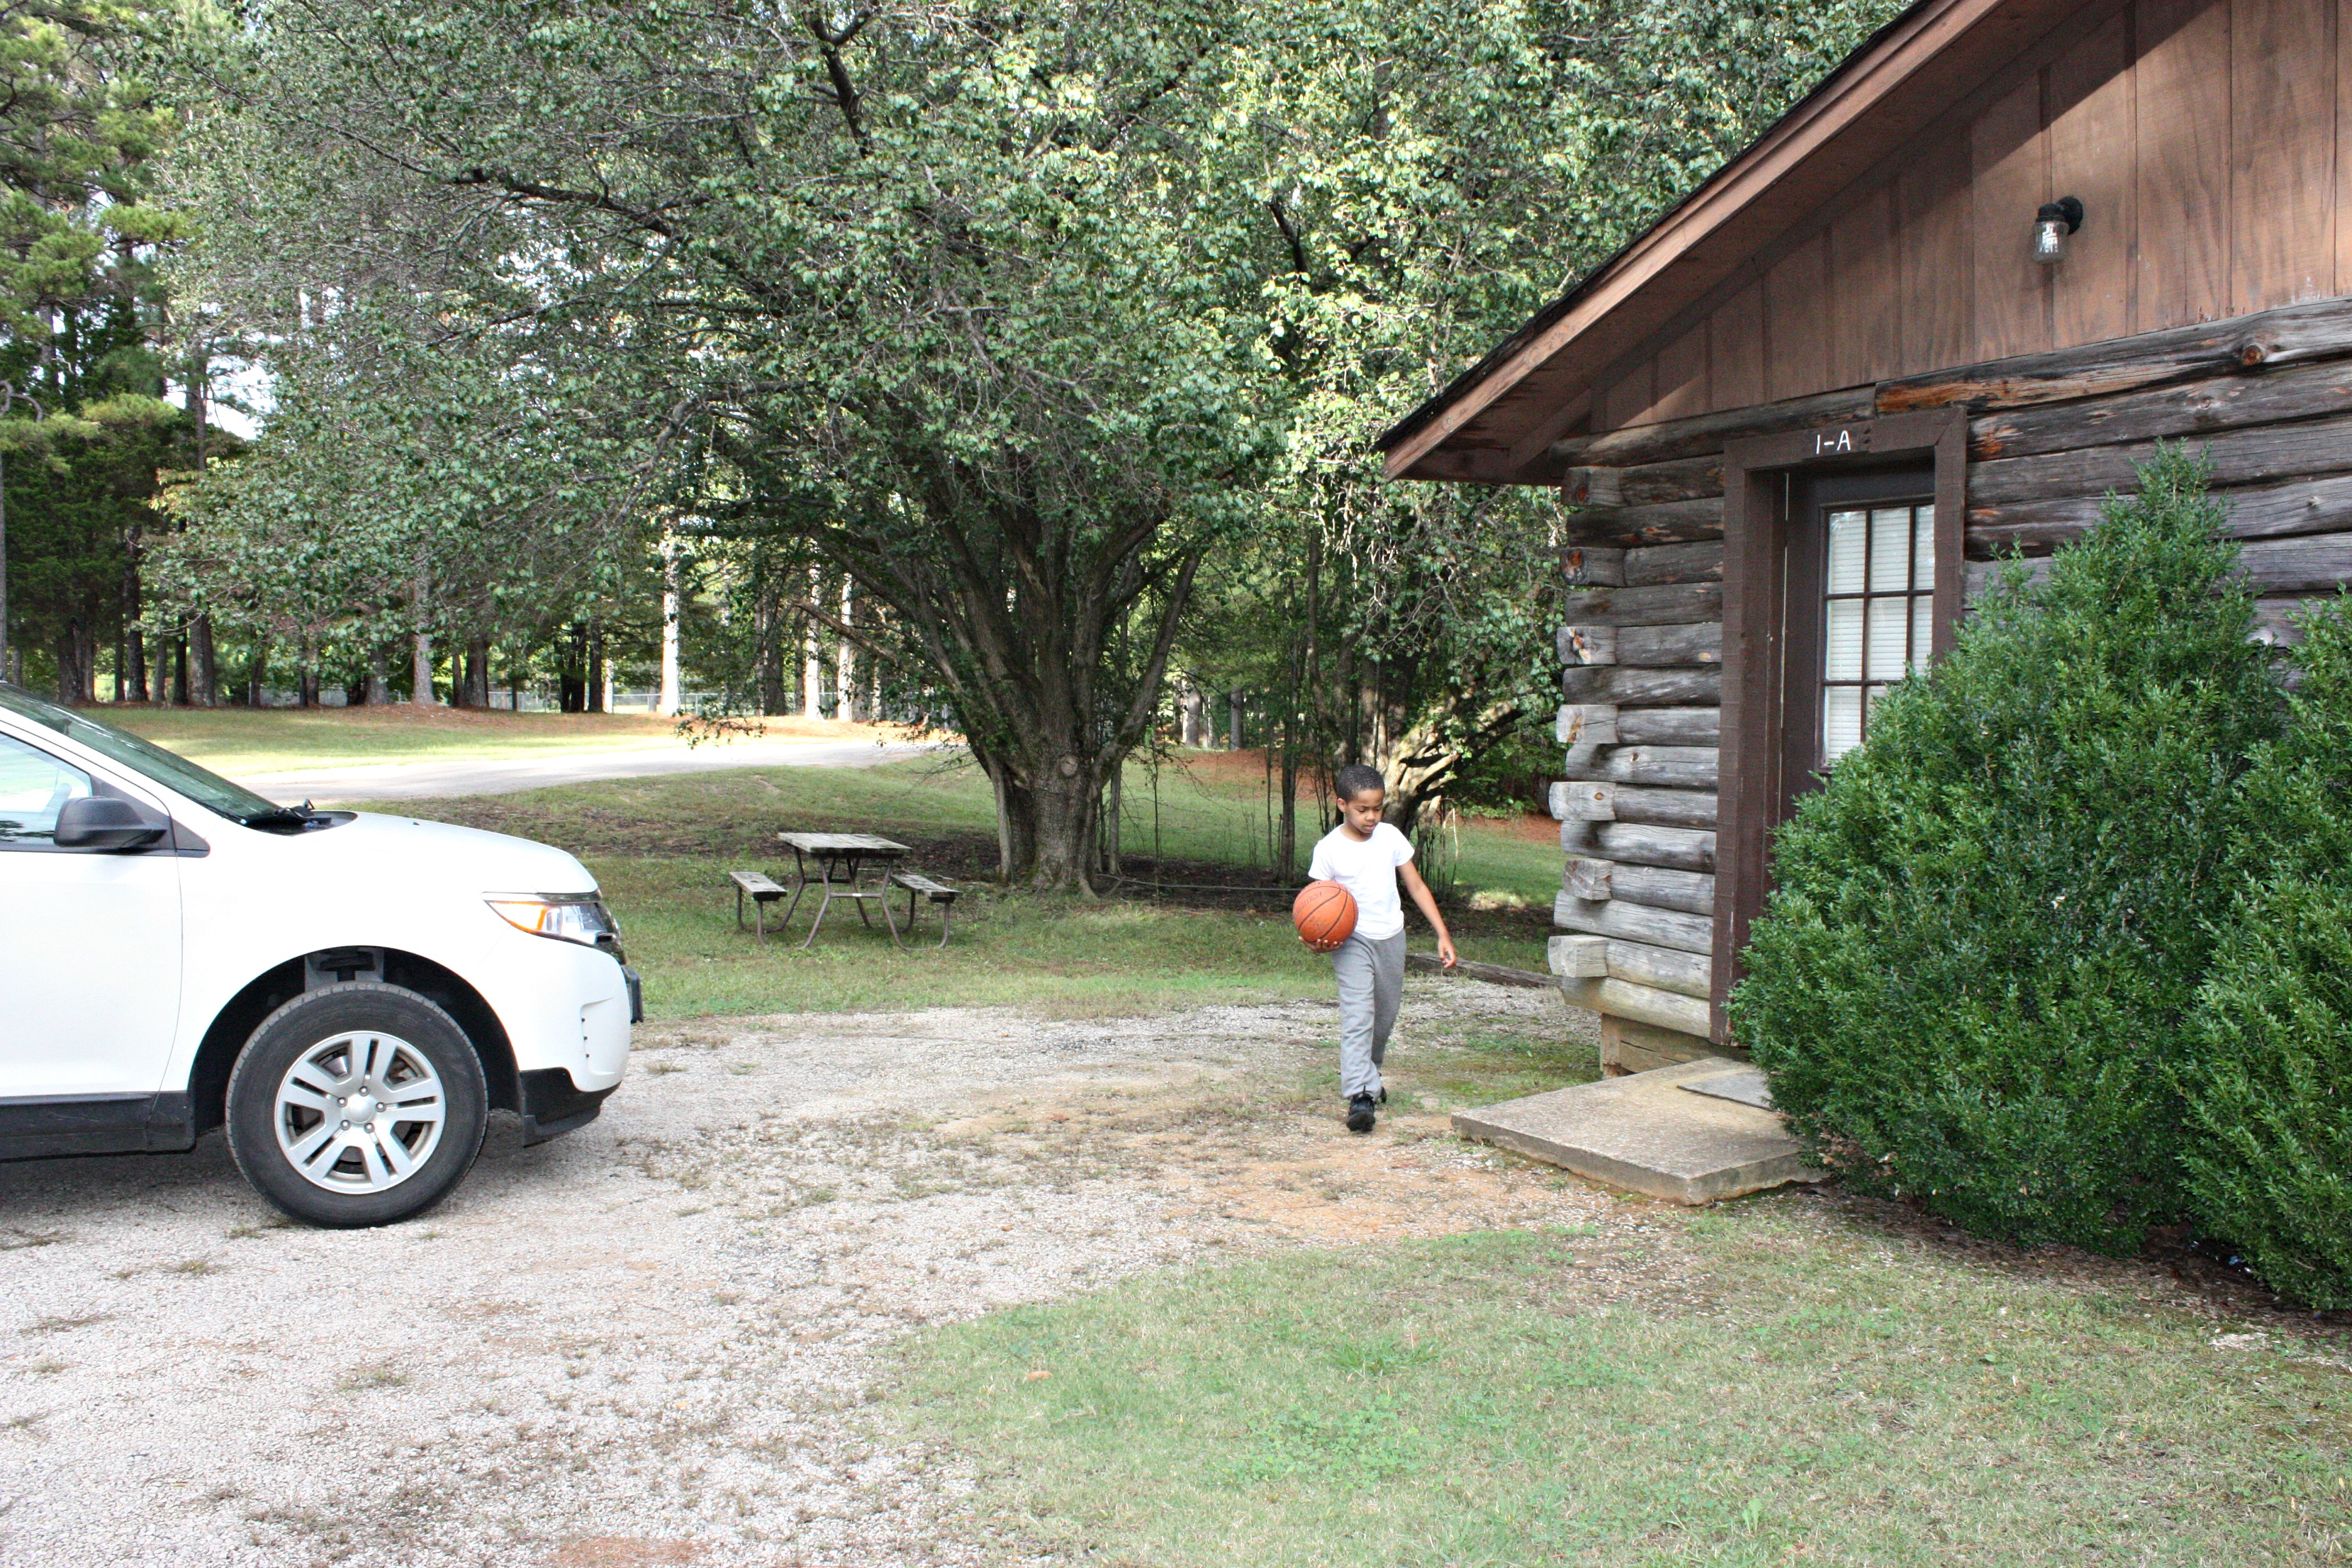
[1438, 935, 1459, 969]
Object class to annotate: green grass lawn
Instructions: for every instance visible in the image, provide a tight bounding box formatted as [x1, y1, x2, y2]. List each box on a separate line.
[389, 756, 1559, 1018]
[896, 1204, 2352, 1566]
[100, 703, 913, 777]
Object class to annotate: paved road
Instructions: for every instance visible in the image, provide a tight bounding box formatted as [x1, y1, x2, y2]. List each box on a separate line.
[244, 736, 942, 804]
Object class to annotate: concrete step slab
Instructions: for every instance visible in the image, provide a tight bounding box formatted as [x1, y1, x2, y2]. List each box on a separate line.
[1453, 1058, 1827, 1204]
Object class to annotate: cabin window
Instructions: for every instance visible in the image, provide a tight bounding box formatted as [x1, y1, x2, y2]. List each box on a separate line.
[1820, 500, 1934, 761]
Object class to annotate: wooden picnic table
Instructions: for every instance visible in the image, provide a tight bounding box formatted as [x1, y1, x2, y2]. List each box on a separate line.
[774, 831, 911, 948]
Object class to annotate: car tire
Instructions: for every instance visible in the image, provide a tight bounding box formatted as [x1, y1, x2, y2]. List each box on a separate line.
[225, 982, 490, 1228]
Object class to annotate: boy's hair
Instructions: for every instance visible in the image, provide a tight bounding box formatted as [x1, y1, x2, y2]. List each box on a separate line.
[1333, 763, 1385, 801]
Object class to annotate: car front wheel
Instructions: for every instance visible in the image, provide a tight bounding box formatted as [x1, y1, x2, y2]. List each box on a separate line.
[225, 982, 489, 1228]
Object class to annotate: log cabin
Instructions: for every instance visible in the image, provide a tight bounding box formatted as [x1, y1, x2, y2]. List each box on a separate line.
[1379, 0, 2352, 1074]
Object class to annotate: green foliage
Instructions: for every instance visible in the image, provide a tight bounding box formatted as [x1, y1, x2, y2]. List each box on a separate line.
[2177, 600, 2352, 1307]
[1730, 452, 2285, 1253]
[0, 0, 188, 695]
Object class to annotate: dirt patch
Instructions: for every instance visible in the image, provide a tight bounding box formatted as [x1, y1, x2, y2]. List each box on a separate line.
[0, 981, 1600, 1567]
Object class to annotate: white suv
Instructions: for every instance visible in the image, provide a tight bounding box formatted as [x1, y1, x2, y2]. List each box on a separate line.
[0, 683, 636, 1226]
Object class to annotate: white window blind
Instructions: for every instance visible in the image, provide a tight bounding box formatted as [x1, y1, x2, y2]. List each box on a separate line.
[1822, 502, 1933, 763]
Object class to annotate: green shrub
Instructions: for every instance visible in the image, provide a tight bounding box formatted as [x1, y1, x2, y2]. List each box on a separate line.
[1729, 451, 2285, 1253]
[2178, 598, 2352, 1306]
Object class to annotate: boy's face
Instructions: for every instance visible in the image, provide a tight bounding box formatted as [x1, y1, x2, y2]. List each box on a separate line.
[1340, 786, 1386, 836]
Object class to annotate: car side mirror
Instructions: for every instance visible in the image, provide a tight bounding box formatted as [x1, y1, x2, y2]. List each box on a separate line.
[53, 795, 170, 851]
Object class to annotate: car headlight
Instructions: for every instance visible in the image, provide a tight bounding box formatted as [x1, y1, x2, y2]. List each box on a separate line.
[486, 893, 622, 951]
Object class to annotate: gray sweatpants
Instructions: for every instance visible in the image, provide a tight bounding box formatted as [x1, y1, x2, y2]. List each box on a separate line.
[1332, 930, 1406, 1099]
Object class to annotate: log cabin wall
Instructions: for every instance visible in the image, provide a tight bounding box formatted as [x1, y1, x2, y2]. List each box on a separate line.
[1546, 293, 2352, 1072]
[1586, 0, 2347, 438]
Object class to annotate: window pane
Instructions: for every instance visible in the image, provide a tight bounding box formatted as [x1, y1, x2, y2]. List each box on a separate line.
[1825, 599, 1864, 680]
[1827, 510, 1867, 593]
[0, 733, 92, 844]
[1870, 507, 1912, 592]
[1866, 597, 1908, 680]
[1913, 505, 1936, 590]
[1911, 595, 1934, 672]
[1824, 687, 1863, 761]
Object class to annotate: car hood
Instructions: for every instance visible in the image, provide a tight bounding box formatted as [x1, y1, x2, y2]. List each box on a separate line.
[302, 810, 598, 895]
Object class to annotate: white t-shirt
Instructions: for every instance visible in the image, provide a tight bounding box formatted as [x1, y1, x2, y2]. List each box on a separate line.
[1308, 822, 1415, 941]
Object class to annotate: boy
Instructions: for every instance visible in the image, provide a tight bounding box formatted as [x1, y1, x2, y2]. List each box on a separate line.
[1309, 763, 1457, 1133]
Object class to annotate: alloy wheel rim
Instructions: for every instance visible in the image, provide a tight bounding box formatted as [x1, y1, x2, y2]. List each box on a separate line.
[272, 1031, 447, 1194]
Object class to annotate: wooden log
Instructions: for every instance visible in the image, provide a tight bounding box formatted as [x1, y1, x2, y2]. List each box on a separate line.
[1604, 939, 1712, 999]
[1559, 544, 1626, 587]
[2238, 535, 2352, 595]
[1556, 705, 1618, 745]
[1406, 952, 1553, 988]
[1565, 857, 1613, 900]
[1615, 707, 1718, 745]
[1970, 471, 2352, 554]
[1876, 296, 2352, 416]
[1560, 582, 1725, 627]
[1561, 666, 1722, 706]
[1616, 622, 1722, 668]
[1625, 540, 1725, 586]
[1605, 863, 1714, 916]
[1556, 625, 1618, 666]
[1969, 409, 2352, 508]
[1973, 547, 2352, 600]
[1555, 976, 1712, 1037]
[1549, 386, 1875, 471]
[2252, 596, 2339, 647]
[1969, 355, 2352, 462]
[1614, 454, 1722, 507]
[1611, 785, 1718, 828]
[1562, 819, 1715, 873]
[1548, 934, 1610, 978]
[1559, 497, 1725, 547]
[1564, 744, 1720, 790]
[1564, 466, 1622, 508]
[1553, 893, 1713, 953]
[1550, 780, 1614, 821]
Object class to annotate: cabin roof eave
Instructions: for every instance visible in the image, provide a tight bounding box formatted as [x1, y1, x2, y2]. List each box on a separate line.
[1377, 0, 2079, 482]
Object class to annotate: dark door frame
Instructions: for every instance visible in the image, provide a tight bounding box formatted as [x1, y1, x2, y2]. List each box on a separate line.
[1712, 407, 1966, 1042]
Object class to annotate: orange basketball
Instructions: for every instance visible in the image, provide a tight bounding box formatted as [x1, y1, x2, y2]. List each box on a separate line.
[1292, 879, 1358, 952]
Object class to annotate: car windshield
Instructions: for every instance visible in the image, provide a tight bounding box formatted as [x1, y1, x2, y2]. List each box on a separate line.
[0, 683, 292, 827]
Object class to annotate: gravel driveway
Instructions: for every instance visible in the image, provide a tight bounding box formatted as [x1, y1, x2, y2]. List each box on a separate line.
[0, 983, 1602, 1567]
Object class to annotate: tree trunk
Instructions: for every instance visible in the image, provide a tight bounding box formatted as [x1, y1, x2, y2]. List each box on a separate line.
[558, 624, 583, 712]
[802, 566, 822, 717]
[1228, 690, 1243, 749]
[366, 648, 391, 705]
[1028, 766, 1100, 894]
[411, 629, 436, 707]
[247, 641, 267, 707]
[756, 567, 785, 715]
[189, 616, 218, 707]
[124, 626, 146, 704]
[657, 537, 683, 715]
[836, 578, 858, 723]
[55, 621, 94, 706]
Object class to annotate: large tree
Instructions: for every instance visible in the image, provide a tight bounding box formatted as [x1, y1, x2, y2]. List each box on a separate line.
[172, 0, 1903, 880]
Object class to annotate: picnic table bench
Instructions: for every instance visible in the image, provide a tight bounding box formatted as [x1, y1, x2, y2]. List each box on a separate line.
[887, 870, 962, 948]
[729, 869, 790, 940]
[727, 833, 963, 949]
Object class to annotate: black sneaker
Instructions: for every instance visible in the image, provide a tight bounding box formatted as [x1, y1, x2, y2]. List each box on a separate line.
[1346, 1092, 1377, 1133]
